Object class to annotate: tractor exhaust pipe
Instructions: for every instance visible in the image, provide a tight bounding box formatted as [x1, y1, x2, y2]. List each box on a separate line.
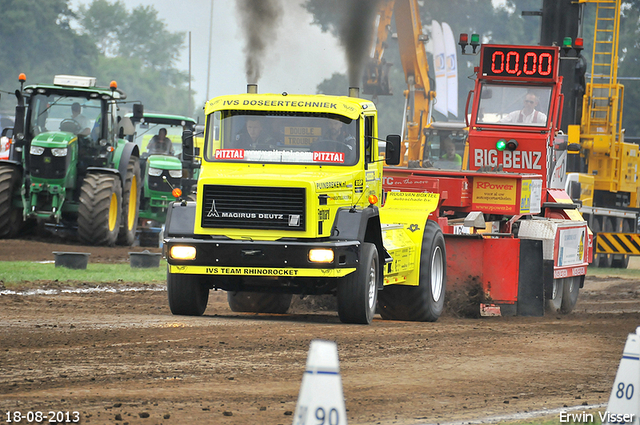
[349, 87, 359, 98]
[247, 84, 258, 94]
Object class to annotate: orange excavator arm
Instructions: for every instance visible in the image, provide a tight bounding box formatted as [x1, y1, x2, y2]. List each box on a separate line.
[364, 0, 436, 166]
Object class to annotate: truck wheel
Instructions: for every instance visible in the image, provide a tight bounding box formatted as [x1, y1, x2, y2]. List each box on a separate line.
[611, 219, 631, 268]
[337, 242, 379, 324]
[167, 271, 209, 316]
[378, 220, 446, 322]
[0, 166, 22, 238]
[227, 292, 292, 314]
[78, 173, 122, 246]
[117, 158, 141, 246]
[560, 276, 581, 314]
[545, 279, 564, 313]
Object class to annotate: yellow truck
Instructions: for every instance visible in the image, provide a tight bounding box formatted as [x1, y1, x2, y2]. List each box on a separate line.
[163, 87, 446, 324]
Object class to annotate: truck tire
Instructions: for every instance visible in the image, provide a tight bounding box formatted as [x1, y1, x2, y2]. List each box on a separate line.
[78, 173, 122, 246]
[611, 219, 631, 268]
[545, 279, 564, 313]
[167, 271, 209, 316]
[560, 276, 581, 314]
[227, 292, 292, 314]
[0, 166, 22, 238]
[337, 242, 379, 324]
[378, 221, 446, 322]
[117, 158, 141, 246]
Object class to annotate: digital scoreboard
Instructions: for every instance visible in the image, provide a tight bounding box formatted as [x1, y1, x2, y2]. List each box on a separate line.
[480, 45, 559, 80]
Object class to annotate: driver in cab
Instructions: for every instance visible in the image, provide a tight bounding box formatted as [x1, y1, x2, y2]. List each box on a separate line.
[68, 102, 91, 136]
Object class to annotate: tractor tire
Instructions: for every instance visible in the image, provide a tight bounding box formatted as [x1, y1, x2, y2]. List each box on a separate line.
[611, 219, 631, 268]
[337, 242, 379, 324]
[117, 158, 141, 246]
[168, 271, 209, 316]
[78, 173, 122, 246]
[227, 292, 292, 314]
[560, 276, 581, 314]
[545, 279, 564, 313]
[0, 165, 23, 238]
[378, 220, 446, 322]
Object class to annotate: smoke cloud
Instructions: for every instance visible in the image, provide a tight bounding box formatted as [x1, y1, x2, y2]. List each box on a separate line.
[337, 0, 382, 87]
[236, 0, 284, 84]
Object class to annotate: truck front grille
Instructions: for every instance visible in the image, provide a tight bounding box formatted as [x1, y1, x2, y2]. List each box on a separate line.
[30, 150, 69, 179]
[201, 184, 306, 231]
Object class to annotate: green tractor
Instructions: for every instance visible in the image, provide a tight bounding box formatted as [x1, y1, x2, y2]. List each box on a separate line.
[0, 74, 143, 245]
[126, 113, 200, 246]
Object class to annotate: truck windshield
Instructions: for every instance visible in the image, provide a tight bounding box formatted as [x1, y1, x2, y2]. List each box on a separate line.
[476, 84, 552, 127]
[28, 94, 102, 139]
[204, 112, 358, 165]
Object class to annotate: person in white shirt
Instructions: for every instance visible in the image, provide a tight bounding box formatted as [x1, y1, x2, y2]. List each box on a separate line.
[500, 93, 547, 125]
[70, 102, 91, 136]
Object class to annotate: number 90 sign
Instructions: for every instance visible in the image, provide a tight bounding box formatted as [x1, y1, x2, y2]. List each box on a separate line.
[481, 46, 558, 80]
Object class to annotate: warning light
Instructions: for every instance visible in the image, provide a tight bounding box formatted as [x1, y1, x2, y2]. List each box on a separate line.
[172, 188, 182, 198]
[574, 37, 584, 52]
[18, 73, 26, 83]
[470, 33, 480, 53]
[562, 37, 572, 54]
[110, 80, 118, 90]
[459, 33, 469, 53]
[368, 194, 379, 205]
[505, 139, 518, 151]
[496, 139, 507, 151]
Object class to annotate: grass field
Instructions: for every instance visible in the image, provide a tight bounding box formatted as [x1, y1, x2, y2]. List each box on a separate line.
[0, 261, 167, 288]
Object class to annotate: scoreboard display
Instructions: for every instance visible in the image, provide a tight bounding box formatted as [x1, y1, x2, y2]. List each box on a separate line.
[480, 45, 559, 80]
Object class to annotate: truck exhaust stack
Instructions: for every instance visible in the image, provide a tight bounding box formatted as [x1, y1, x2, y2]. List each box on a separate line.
[349, 87, 359, 98]
[247, 84, 258, 94]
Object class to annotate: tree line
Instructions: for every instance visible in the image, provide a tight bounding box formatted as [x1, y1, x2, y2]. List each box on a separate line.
[0, 0, 190, 119]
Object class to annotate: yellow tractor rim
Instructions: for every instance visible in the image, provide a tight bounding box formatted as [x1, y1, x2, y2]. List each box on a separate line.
[127, 178, 137, 229]
[108, 193, 118, 232]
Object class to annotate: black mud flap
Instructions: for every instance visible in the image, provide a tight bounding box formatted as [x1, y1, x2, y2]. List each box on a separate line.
[517, 239, 545, 316]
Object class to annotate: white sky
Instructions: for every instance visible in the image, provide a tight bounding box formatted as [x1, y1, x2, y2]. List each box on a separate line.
[70, 0, 347, 107]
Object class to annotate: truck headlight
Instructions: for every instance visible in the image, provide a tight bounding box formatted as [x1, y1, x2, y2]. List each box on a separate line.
[170, 245, 196, 260]
[168, 169, 183, 178]
[309, 248, 334, 263]
[30, 146, 45, 155]
[51, 148, 68, 157]
[148, 167, 163, 176]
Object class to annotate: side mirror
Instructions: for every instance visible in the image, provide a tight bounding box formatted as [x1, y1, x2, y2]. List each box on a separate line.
[1, 127, 13, 138]
[384, 134, 402, 166]
[182, 129, 194, 158]
[132, 103, 144, 120]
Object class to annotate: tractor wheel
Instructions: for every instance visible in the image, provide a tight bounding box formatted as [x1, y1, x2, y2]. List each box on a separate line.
[611, 219, 631, 269]
[167, 271, 209, 316]
[378, 220, 446, 322]
[78, 173, 122, 246]
[227, 292, 292, 314]
[0, 165, 23, 238]
[117, 158, 141, 246]
[560, 276, 581, 314]
[337, 242, 379, 324]
[545, 279, 564, 313]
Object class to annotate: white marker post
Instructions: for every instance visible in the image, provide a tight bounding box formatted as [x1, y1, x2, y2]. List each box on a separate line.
[292, 340, 347, 425]
[603, 327, 640, 425]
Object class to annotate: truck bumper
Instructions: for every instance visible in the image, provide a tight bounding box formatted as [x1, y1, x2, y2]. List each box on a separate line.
[166, 238, 359, 279]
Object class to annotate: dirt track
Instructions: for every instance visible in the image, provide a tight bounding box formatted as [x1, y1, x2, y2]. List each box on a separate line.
[1, 239, 640, 425]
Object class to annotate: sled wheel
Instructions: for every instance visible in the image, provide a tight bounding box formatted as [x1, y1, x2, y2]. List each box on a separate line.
[560, 276, 581, 314]
[378, 220, 446, 322]
[78, 173, 122, 246]
[167, 270, 209, 316]
[227, 292, 292, 314]
[611, 219, 631, 269]
[545, 278, 564, 313]
[117, 158, 141, 245]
